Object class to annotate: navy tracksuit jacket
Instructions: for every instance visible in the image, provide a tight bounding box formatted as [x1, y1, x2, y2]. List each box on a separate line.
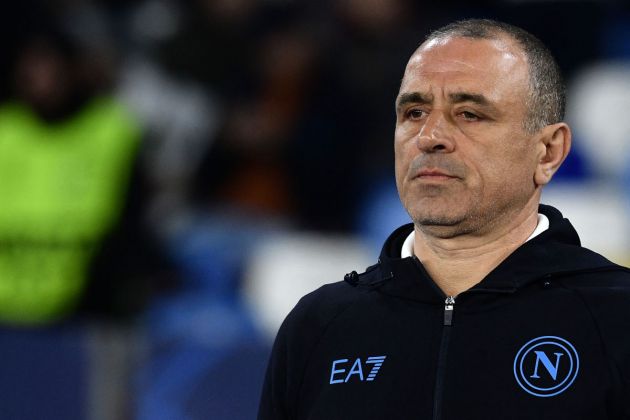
[258, 205, 630, 419]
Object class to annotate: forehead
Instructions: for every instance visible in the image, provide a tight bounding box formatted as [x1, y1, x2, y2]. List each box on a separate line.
[400, 35, 529, 103]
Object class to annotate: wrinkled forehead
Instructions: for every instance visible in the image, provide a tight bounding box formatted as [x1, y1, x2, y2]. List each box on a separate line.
[400, 35, 530, 95]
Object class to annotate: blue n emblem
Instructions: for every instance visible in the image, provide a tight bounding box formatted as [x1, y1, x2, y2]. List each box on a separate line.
[513, 336, 579, 398]
[530, 351, 563, 380]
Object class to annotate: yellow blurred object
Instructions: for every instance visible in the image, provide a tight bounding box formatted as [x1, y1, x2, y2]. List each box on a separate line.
[0, 96, 140, 324]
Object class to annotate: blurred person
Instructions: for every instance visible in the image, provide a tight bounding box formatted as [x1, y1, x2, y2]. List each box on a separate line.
[156, 0, 263, 100]
[258, 19, 630, 419]
[200, 24, 320, 217]
[0, 25, 153, 324]
[125, 5, 322, 419]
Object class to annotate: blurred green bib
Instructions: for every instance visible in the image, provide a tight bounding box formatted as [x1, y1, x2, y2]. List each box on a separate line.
[0, 97, 140, 324]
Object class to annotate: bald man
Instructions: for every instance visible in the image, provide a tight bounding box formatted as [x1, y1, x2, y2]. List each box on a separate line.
[258, 19, 630, 420]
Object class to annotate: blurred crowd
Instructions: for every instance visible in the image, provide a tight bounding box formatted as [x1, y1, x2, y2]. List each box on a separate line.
[0, 0, 629, 419]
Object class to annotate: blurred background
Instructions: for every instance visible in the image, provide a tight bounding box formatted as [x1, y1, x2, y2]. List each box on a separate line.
[0, 0, 628, 418]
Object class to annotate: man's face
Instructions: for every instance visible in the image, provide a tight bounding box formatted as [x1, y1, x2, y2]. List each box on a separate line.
[395, 35, 541, 237]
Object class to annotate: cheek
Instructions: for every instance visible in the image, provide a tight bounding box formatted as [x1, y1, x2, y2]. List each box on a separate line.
[394, 130, 413, 179]
[475, 147, 535, 196]
[461, 144, 509, 194]
[394, 149, 409, 193]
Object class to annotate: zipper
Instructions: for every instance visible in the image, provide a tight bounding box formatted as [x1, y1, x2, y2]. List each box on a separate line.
[432, 296, 455, 420]
[443, 296, 455, 326]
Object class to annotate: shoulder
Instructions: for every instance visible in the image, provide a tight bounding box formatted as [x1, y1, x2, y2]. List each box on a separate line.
[556, 254, 630, 366]
[287, 281, 356, 325]
[0, 102, 34, 128]
[555, 248, 630, 307]
[555, 246, 630, 291]
[283, 265, 381, 335]
[273, 263, 385, 356]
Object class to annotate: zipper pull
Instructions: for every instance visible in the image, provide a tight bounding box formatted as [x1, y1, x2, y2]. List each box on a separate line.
[444, 296, 455, 326]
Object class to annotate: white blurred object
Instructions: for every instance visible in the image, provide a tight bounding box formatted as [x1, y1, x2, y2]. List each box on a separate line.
[567, 62, 630, 178]
[243, 233, 372, 340]
[116, 56, 220, 232]
[543, 182, 630, 265]
[129, 0, 181, 43]
[117, 57, 219, 185]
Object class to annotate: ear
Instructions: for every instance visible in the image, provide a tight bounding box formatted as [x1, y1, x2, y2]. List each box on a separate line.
[534, 122, 572, 186]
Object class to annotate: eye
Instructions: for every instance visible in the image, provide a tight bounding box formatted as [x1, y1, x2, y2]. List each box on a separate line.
[406, 109, 425, 120]
[460, 111, 480, 121]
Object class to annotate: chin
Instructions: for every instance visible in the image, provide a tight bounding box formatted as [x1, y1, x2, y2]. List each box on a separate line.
[408, 205, 465, 226]
[412, 212, 478, 238]
[414, 214, 463, 228]
[405, 198, 465, 224]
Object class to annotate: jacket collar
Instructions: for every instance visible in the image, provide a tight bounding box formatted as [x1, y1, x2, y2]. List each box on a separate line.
[374, 204, 618, 302]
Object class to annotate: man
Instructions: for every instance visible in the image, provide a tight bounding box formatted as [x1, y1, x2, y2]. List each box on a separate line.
[258, 19, 630, 419]
[0, 28, 145, 323]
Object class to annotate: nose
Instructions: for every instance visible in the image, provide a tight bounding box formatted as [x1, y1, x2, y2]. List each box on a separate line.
[416, 112, 455, 153]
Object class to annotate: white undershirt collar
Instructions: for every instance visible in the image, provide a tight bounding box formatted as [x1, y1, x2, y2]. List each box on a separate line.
[400, 213, 549, 258]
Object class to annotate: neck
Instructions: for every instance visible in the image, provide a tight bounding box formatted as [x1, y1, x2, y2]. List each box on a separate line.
[413, 202, 540, 297]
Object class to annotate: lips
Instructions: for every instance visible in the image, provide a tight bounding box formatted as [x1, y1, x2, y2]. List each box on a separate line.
[414, 169, 458, 179]
[407, 157, 465, 181]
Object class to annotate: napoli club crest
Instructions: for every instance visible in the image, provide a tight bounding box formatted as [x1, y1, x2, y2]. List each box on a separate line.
[513, 336, 579, 397]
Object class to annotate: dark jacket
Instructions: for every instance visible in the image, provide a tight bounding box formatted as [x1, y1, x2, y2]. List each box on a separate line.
[258, 205, 630, 419]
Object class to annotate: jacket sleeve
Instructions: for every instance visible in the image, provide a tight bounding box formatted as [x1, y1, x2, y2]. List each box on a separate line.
[257, 281, 360, 419]
[571, 272, 630, 419]
[258, 315, 291, 420]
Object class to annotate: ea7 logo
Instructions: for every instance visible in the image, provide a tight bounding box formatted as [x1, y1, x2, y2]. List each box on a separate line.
[329, 356, 386, 384]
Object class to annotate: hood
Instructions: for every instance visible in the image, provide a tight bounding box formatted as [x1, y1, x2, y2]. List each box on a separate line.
[371, 204, 620, 301]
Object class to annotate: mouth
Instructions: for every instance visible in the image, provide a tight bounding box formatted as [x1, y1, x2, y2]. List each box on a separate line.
[414, 169, 459, 180]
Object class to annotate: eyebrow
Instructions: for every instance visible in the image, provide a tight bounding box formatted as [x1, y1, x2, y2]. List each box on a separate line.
[395, 91, 494, 112]
[396, 92, 433, 112]
[448, 92, 490, 106]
